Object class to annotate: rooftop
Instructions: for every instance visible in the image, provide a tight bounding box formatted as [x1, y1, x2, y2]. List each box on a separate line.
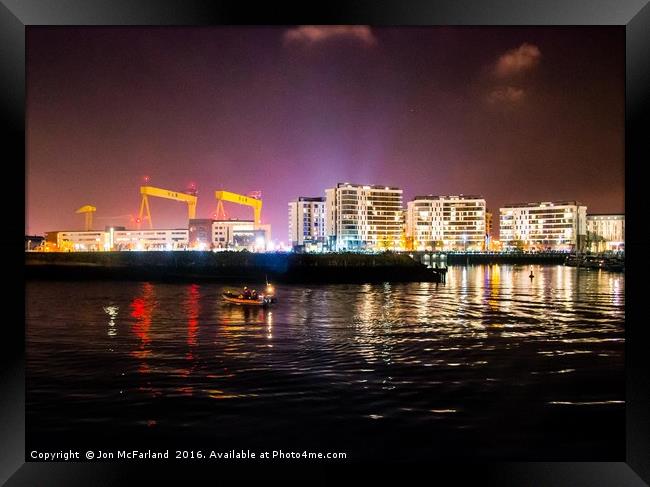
[296, 196, 326, 202]
[412, 194, 484, 201]
[587, 213, 624, 218]
[335, 182, 402, 191]
[502, 200, 583, 208]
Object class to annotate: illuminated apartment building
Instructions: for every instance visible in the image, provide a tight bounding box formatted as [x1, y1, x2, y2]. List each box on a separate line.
[586, 214, 624, 251]
[325, 183, 403, 251]
[499, 201, 587, 251]
[405, 195, 486, 251]
[288, 197, 326, 248]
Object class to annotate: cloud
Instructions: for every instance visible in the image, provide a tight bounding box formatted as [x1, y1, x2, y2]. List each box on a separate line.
[283, 26, 377, 47]
[486, 86, 526, 105]
[494, 43, 541, 78]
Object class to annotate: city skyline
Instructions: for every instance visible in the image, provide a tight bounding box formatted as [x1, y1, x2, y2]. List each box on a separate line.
[26, 26, 624, 239]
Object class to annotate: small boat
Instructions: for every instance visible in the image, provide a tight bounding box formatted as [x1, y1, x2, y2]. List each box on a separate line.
[222, 284, 277, 307]
[222, 292, 273, 306]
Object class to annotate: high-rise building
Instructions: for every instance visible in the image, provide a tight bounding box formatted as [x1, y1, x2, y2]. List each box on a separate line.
[325, 183, 403, 251]
[499, 201, 587, 251]
[586, 214, 624, 252]
[288, 197, 326, 248]
[405, 195, 486, 251]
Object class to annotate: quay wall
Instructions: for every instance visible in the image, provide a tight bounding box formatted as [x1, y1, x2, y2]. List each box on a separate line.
[25, 251, 444, 284]
[412, 252, 568, 265]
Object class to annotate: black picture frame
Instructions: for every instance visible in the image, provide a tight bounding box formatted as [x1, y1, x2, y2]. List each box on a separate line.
[4, 0, 649, 483]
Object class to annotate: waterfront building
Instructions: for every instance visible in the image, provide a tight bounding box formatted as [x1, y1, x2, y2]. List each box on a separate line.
[212, 219, 271, 250]
[46, 230, 111, 251]
[43, 222, 275, 251]
[213, 219, 254, 249]
[288, 197, 326, 250]
[25, 235, 44, 251]
[405, 195, 486, 251]
[188, 218, 271, 250]
[499, 201, 587, 251]
[400, 209, 411, 250]
[188, 219, 214, 249]
[325, 183, 403, 251]
[485, 210, 493, 250]
[112, 229, 189, 250]
[586, 214, 624, 252]
[45, 229, 190, 251]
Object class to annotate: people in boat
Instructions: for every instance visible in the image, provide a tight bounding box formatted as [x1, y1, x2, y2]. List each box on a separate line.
[242, 286, 251, 299]
[251, 289, 258, 299]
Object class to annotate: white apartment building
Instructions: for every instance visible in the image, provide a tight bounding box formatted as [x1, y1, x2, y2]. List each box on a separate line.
[325, 183, 403, 251]
[406, 195, 486, 251]
[288, 197, 326, 248]
[499, 201, 587, 251]
[586, 214, 624, 252]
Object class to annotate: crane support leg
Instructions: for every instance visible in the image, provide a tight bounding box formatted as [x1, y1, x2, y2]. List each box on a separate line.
[215, 200, 227, 220]
[138, 194, 153, 229]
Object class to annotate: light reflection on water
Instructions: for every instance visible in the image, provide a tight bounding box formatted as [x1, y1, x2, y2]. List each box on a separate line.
[26, 264, 625, 457]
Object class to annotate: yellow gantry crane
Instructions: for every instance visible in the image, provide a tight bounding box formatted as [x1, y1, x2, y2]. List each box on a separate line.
[75, 205, 97, 231]
[138, 185, 197, 229]
[214, 190, 263, 227]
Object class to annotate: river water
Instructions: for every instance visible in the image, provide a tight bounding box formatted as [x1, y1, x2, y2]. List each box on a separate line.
[26, 265, 625, 461]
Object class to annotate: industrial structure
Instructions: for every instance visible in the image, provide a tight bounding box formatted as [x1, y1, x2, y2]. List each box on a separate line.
[215, 190, 263, 227]
[38, 181, 271, 252]
[138, 185, 197, 229]
[75, 205, 96, 231]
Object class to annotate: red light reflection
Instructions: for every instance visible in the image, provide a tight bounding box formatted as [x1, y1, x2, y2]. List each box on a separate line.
[186, 283, 200, 355]
[129, 282, 155, 369]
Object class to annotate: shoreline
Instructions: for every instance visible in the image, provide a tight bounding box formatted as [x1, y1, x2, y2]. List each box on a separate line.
[25, 250, 620, 283]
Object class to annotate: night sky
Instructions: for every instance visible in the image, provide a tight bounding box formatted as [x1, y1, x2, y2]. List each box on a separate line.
[26, 26, 624, 241]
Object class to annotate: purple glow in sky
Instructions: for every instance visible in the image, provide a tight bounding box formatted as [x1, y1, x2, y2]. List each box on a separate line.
[26, 26, 624, 240]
